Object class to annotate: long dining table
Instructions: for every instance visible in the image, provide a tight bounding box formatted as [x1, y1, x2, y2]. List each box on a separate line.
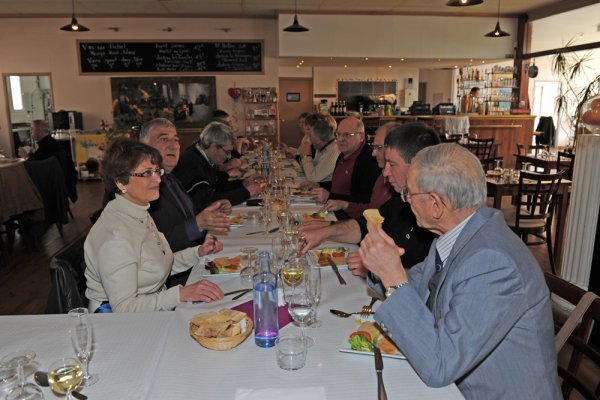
[0, 198, 463, 400]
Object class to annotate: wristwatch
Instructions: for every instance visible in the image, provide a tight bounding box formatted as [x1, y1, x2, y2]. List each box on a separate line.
[385, 282, 408, 298]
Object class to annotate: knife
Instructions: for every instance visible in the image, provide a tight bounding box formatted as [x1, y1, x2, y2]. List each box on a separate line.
[246, 227, 280, 235]
[327, 255, 346, 285]
[193, 289, 251, 303]
[374, 347, 388, 400]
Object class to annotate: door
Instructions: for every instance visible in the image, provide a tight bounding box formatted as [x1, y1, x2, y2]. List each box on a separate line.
[278, 78, 313, 147]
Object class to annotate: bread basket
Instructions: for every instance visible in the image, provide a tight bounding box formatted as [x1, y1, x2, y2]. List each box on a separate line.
[189, 315, 253, 351]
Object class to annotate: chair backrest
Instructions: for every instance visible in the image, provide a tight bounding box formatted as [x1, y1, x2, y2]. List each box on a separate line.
[463, 136, 494, 160]
[45, 233, 88, 313]
[557, 151, 576, 180]
[516, 143, 549, 157]
[545, 273, 600, 400]
[514, 170, 564, 230]
[479, 156, 503, 172]
[24, 156, 69, 226]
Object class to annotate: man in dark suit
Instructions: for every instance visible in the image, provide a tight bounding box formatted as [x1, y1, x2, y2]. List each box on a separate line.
[173, 122, 263, 208]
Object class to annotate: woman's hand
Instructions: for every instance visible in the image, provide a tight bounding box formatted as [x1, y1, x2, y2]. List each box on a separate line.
[180, 279, 224, 303]
[197, 235, 223, 256]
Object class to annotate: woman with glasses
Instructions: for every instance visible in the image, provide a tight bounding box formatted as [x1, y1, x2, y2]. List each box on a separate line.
[84, 139, 224, 313]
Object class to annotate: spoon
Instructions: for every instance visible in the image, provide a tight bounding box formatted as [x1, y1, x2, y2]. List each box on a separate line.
[34, 371, 88, 400]
[330, 309, 372, 318]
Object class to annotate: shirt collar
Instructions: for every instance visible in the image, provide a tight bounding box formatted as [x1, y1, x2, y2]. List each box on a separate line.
[435, 211, 475, 263]
[340, 140, 365, 162]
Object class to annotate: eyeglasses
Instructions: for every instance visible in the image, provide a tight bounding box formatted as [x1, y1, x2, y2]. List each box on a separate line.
[335, 131, 362, 140]
[218, 145, 232, 157]
[129, 168, 164, 178]
[370, 143, 385, 151]
[399, 186, 430, 203]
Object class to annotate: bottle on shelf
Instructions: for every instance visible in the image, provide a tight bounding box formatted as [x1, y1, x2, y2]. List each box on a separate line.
[253, 251, 279, 348]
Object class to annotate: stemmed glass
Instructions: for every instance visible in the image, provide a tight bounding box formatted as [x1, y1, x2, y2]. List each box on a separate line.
[47, 358, 83, 400]
[69, 308, 98, 386]
[239, 247, 259, 288]
[1, 350, 44, 400]
[260, 206, 272, 236]
[306, 264, 322, 328]
[287, 284, 315, 347]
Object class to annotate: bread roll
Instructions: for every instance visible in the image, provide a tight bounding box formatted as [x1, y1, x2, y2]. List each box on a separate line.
[363, 209, 384, 224]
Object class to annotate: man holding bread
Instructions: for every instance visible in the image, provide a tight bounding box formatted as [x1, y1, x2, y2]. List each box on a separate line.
[359, 144, 560, 400]
[298, 123, 439, 275]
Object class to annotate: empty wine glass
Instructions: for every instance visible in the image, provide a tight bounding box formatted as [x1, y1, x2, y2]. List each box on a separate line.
[240, 247, 259, 288]
[47, 358, 83, 400]
[69, 308, 98, 386]
[260, 206, 272, 236]
[306, 264, 322, 328]
[1, 350, 44, 400]
[287, 285, 315, 347]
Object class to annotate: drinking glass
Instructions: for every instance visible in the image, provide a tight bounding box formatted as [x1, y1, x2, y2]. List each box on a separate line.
[239, 247, 259, 288]
[47, 358, 83, 400]
[1, 350, 44, 400]
[287, 285, 315, 347]
[306, 265, 322, 328]
[69, 308, 98, 386]
[275, 336, 307, 371]
[260, 206, 272, 236]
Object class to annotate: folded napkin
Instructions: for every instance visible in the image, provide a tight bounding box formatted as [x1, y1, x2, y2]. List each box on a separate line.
[232, 300, 293, 329]
[235, 387, 326, 400]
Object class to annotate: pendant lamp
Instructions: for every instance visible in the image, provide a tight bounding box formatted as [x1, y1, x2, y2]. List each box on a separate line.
[484, 0, 509, 37]
[446, 0, 483, 6]
[60, 0, 90, 32]
[283, 0, 309, 32]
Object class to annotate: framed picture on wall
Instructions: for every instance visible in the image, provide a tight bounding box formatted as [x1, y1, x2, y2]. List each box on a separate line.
[110, 76, 216, 132]
[286, 92, 300, 102]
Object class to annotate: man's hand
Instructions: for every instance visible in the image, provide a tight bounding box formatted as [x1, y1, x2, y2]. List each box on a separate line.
[217, 199, 232, 215]
[197, 234, 223, 256]
[179, 279, 224, 303]
[299, 180, 319, 190]
[320, 199, 349, 212]
[311, 187, 330, 203]
[18, 146, 31, 159]
[195, 201, 230, 232]
[297, 227, 328, 256]
[346, 251, 368, 278]
[359, 222, 408, 288]
[243, 173, 265, 187]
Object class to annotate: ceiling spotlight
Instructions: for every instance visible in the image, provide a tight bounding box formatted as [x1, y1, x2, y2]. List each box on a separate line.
[108, 27, 119, 32]
[60, 0, 90, 32]
[446, 0, 483, 6]
[484, 0, 510, 37]
[283, 0, 309, 32]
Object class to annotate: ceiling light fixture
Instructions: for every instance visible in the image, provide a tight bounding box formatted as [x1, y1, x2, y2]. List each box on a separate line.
[283, 0, 309, 32]
[60, 0, 89, 32]
[484, 0, 510, 37]
[446, 0, 483, 7]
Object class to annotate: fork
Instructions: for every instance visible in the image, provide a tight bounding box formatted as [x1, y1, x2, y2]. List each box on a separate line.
[360, 297, 378, 319]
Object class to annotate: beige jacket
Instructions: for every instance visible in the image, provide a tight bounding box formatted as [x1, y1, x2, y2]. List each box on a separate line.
[301, 140, 340, 182]
[85, 195, 201, 312]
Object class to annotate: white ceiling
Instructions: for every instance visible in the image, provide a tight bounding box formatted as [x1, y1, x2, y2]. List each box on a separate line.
[0, 0, 590, 19]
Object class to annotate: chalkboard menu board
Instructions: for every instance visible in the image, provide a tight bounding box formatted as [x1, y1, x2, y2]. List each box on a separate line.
[77, 41, 263, 74]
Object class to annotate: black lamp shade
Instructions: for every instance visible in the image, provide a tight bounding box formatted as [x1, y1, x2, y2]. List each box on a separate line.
[446, 0, 484, 6]
[60, 16, 90, 31]
[283, 15, 309, 32]
[484, 21, 510, 37]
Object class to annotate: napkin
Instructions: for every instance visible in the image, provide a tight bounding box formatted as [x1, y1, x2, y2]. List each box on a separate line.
[232, 300, 293, 328]
[235, 387, 326, 400]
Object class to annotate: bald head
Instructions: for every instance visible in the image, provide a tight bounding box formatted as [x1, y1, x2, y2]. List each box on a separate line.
[336, 117, 365, 156]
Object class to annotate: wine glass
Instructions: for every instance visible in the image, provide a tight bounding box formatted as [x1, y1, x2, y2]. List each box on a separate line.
[1, 350, 44, 400]
[279, 259, 304, 304]
[260, 206, 272, 236]
[287, 285, 315, 347]
[47, 358, 83, 400]
[69, 308, 98, 386]
[306, 264, 322, 328]
[239, 247, 259, 289]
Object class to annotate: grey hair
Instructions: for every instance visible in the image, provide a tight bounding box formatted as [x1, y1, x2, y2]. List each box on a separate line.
[198, 121, 236, 149]
[412, 143, 486, 210]
[31, 120, 52, 136]
[139, 118, 176, 143]
[305, 113, 337, 142]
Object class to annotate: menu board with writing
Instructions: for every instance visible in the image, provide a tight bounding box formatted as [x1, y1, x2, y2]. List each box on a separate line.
[77, 41, 263, 74]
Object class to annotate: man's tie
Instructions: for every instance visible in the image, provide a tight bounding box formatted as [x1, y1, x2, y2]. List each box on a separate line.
[426, 249, 444, 311]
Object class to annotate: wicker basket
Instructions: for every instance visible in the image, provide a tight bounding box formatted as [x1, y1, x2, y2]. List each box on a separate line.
[189, 316, 253, 351]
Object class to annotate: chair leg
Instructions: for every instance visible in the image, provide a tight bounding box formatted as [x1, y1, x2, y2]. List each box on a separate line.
[546, 225, 556, 275]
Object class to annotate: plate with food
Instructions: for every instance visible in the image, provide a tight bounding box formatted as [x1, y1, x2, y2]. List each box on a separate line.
[228, 213, 245, 228]
[339, 321, 405, 359]
[301, 211, 333, 222]
[310, 246, 350, 267]
[204, 255, 242, 275]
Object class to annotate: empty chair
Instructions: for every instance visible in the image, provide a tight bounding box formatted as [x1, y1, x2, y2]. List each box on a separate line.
[462, 136, 495, 160]
[557, 151, 576, 180]
[24, 156, 69, 237]
[45, 233, 88, 313]
[502, 170, 565, 274]
[544, 272, 600, 400]
[479, 156, 504, 172]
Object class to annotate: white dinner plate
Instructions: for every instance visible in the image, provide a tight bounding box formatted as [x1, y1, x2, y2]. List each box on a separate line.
[338, 347, 406, 360]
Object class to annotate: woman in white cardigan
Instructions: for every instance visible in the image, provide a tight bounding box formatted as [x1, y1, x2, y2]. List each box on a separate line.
[85, 139, 224, 313]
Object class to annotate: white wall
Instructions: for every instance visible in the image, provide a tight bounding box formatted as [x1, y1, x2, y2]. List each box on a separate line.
[419, 69, 454, 107]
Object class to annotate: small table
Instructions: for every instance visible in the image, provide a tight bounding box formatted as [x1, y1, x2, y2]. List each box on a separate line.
[0, 160, 43, 224]
[487, 176, 571, 268]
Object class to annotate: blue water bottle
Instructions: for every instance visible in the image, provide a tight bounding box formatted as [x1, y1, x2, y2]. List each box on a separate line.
[253, 251, 279, 348]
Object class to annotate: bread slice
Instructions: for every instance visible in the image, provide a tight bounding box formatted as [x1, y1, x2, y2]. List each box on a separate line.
[378, 335, 400, 355]
[218, 308, 246, 323]
[363, 209, 384, 225]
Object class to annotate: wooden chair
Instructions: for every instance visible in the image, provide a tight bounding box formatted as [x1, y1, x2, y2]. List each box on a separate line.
[544, 273, 600, 399]
[45, 233, 88, 313]
[557, 151, 576, 180]
[502, 170, 565, 274]
[516, 143, 549, 157]
[462, 136, 494, 160]
[480, 156, 503, 172]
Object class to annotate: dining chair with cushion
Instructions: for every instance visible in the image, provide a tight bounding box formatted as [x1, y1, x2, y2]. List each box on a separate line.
[544, 272, 600, 400]
[557, 151, 576, 180]
[45, 233, 88, 314]
[462, 136, 495, 160]
[502, 170, 565, 274]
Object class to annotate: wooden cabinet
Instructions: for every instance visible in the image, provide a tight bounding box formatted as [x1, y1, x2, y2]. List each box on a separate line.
[242, 87, 279, 145]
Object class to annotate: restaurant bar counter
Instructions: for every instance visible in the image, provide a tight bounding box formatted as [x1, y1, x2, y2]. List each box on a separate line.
[0, 268, 463, 399]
